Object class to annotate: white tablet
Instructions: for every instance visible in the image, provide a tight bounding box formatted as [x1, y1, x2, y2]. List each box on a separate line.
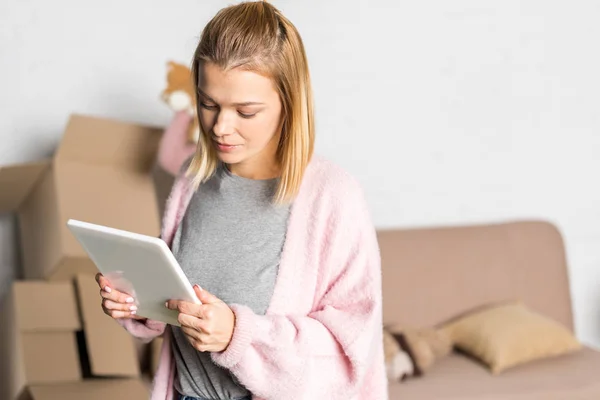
[66, 219, 200, 326]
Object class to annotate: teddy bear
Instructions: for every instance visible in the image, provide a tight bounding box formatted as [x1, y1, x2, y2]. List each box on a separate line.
[152, 61, 199, 218]
[161, 61, 200, 144]
[157, 61, 198, 178]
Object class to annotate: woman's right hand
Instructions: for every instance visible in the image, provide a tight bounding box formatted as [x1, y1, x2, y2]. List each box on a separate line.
[95, 273, 145, 320]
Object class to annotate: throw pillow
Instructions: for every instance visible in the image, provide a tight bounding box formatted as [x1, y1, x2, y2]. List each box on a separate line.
[442, 301, 581, 374]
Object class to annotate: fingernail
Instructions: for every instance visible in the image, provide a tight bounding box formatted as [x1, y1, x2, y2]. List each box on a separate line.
[131, 310, 137, 315]
[194, 284, 202, 291]
[165, 301, 168, 308]
[104, 286, 112, 293]
[126, 297, 134, 303]
[130, 305, 137, 311]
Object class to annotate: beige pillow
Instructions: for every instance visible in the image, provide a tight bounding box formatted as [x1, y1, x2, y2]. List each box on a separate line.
[442, 302, 581, 374]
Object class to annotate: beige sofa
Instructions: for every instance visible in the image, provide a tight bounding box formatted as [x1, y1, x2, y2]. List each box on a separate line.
[378, 220, 600, 399]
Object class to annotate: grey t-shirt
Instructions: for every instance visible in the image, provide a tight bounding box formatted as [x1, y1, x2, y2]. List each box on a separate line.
[170, 164, 290, 400]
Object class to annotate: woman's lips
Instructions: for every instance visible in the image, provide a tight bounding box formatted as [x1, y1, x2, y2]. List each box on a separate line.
[215, 142, 240, 152]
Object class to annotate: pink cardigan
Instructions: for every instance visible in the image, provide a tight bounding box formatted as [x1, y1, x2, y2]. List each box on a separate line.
[120, 156, 387, 400]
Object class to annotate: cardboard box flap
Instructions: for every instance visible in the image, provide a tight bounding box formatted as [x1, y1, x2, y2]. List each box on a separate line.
[0, 161, 50, 214]
[27, 379, 149, 400]
[55, 114, 163, 170]
[75, 274, 140, 377]
[13, 282, 81, 332]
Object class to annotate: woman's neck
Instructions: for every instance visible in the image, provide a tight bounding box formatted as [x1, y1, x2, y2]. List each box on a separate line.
[226, 159, 281, 180]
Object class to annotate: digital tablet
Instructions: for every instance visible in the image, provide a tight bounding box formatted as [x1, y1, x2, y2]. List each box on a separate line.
[66, 219, 200, 326]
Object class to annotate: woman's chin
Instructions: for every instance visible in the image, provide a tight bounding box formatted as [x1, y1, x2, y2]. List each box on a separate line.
[216, 151, 244, 164]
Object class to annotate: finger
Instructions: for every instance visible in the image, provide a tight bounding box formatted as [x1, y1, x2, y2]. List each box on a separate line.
[100, 287, 135, 305]
[178, 312, 209, 332]
[102, 298, 138, 313]
[165, 299, 181, 311]
[166, 299, 204, 317]
[102, 306, 137, 319]
[193, 284, 203, 301]
[194, 285, 219, 304]
[181, 326, 204, 342]
[96, 274, 112, 293]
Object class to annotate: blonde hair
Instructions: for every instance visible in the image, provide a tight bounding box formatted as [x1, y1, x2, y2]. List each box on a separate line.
[186, 1, 314, 204]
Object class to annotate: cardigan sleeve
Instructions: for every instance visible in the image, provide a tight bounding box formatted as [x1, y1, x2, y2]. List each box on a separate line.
[117, 318, 166, 343]
[211, 178, 383, 398]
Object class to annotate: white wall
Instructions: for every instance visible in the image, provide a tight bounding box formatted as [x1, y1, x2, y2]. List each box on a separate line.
[1, 0, 598, 348]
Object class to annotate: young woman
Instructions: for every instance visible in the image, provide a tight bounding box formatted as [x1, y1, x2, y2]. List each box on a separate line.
[96, 2, 386, 399]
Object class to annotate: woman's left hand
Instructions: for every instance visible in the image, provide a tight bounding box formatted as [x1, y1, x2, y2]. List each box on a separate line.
[166, 285, 235, 352]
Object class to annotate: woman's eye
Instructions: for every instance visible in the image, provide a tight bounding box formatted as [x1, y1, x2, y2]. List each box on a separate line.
[238, 111, 257, 119]
[200, 102, 218, 110]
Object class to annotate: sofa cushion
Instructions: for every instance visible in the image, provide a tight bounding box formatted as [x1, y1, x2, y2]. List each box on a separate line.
[389, 347, 600, 400]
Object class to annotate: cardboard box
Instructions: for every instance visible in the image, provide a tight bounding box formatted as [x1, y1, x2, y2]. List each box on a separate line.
[0, 281, 82, 400]
[0, 278, 148, 400]
[74, 274, 140, 378]
[24, 378, 149, 400]
[0, 114, 164, 281]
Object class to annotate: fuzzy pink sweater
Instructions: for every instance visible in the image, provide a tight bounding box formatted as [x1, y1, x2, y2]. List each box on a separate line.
[119, 156, 387, 400]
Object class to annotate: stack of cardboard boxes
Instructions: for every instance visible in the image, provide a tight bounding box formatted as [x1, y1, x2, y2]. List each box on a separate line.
[0, 114, 174, 400]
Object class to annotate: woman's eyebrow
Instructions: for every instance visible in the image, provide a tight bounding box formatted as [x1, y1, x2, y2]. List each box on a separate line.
[197, 88, 265, 106]
[196, 88, 215, 102]
[233, 101, 265, 106]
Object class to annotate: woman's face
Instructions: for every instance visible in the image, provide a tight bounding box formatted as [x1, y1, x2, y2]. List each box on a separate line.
[197, 62, 283, 178]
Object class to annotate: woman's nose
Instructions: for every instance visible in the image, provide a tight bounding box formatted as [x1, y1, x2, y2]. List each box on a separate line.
[212, 111, 234, 137]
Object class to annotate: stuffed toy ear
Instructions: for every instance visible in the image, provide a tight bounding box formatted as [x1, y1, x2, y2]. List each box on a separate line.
[383, 327, 416, 382]
[383, 327, 400, 363]
[394, 328, 452, 376]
